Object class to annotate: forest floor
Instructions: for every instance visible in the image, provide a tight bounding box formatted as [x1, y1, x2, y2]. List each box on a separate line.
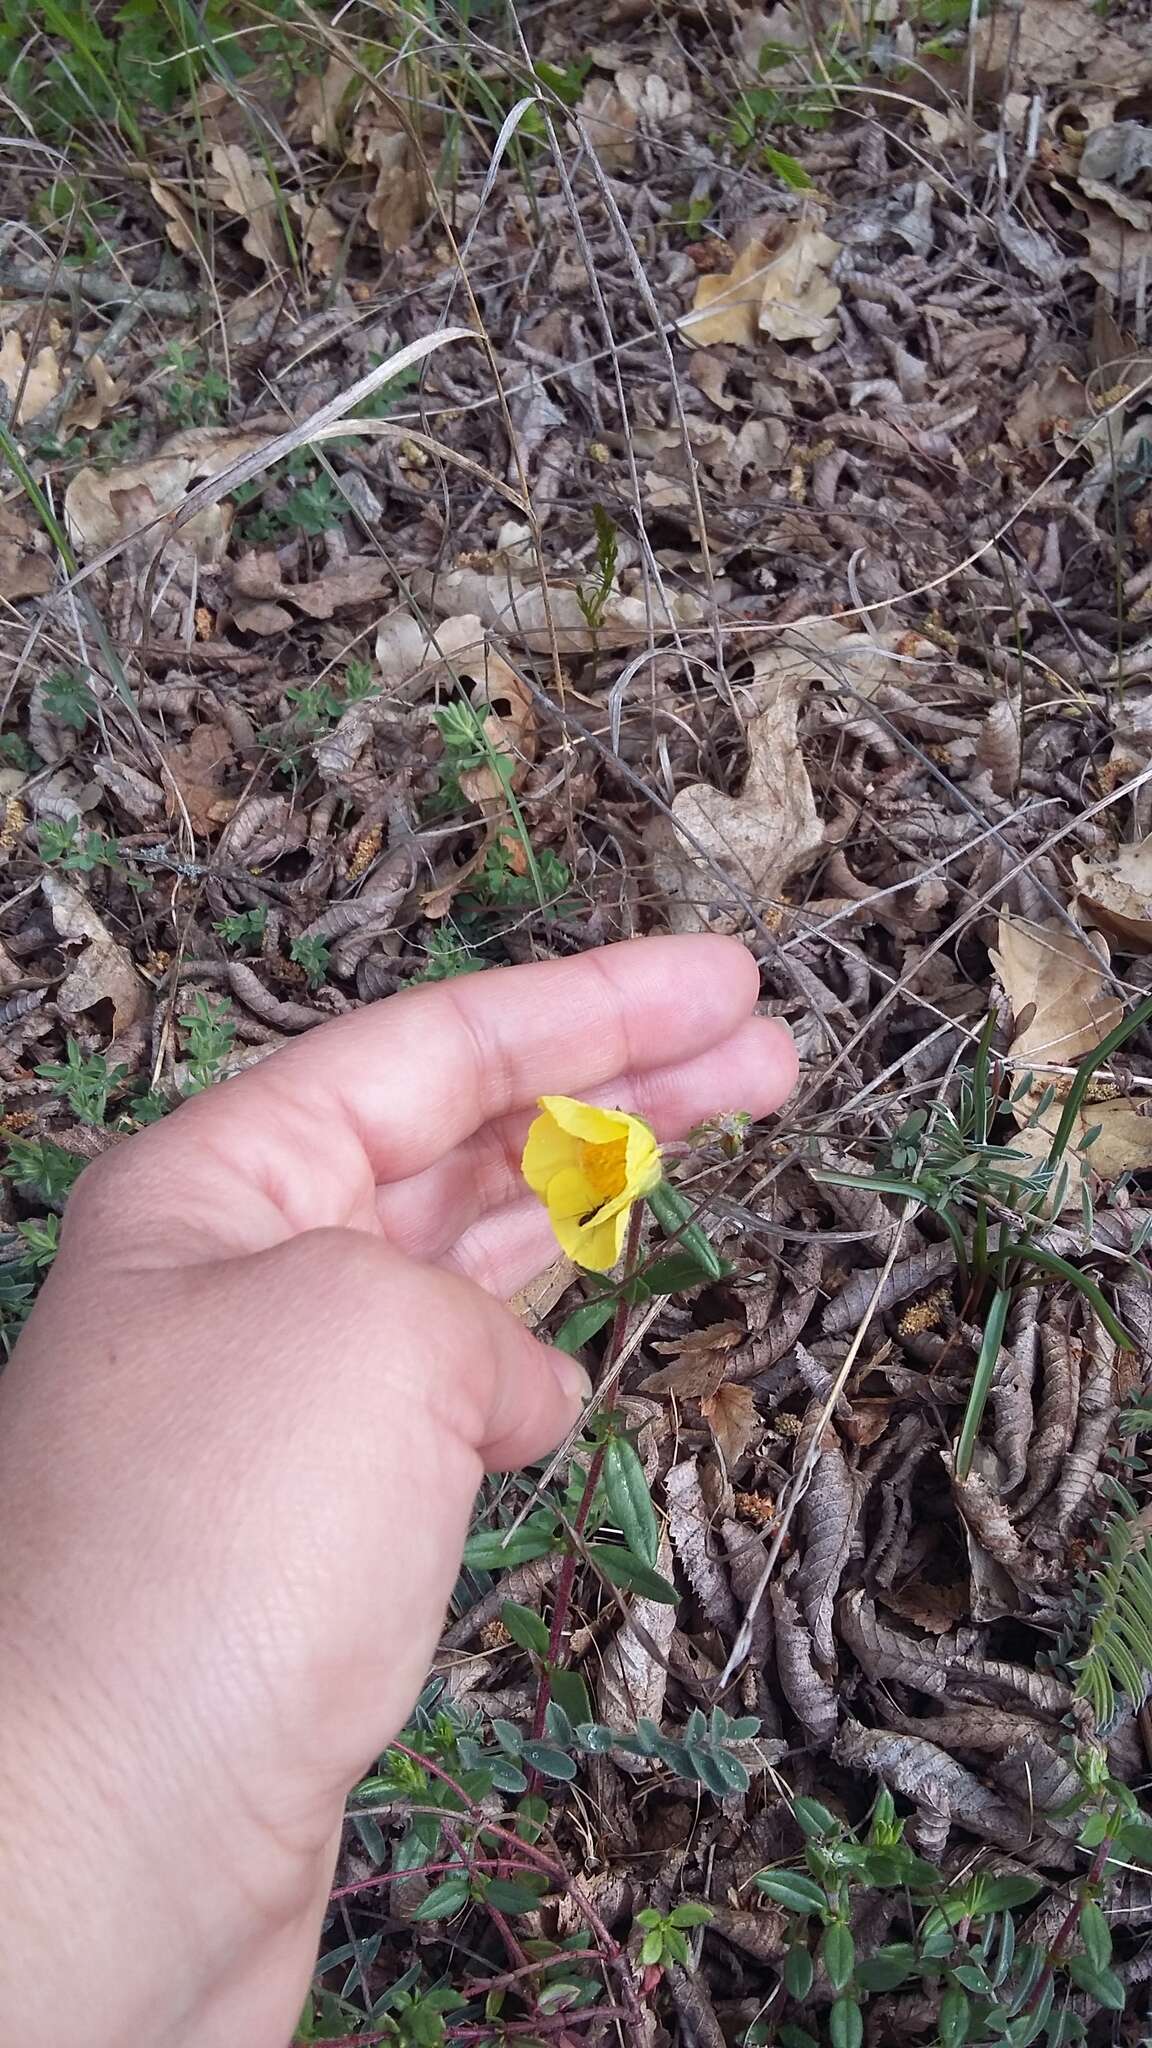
[4, 0, 1152, 2041]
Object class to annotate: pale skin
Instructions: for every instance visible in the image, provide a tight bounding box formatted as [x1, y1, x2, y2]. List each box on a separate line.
[0, 934, 797, 2047]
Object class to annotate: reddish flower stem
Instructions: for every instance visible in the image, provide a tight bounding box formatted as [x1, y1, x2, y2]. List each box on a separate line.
[528, 1202, 645, 1751]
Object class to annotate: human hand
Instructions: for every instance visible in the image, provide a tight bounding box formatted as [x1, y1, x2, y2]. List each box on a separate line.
[0, 935, 796, 2048]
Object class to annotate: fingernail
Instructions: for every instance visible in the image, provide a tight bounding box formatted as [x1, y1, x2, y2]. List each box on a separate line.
[550, 1353, 593, 1406]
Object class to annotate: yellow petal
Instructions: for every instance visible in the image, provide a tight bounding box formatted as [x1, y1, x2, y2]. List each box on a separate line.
[536, 1094, 634, 1145]
[521, 1105, 581, 1198]
[624, 1115, 661, 1196]
[553, 1200, 631, 1272]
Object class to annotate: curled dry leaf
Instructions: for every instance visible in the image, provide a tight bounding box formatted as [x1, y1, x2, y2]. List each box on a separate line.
[649, 650, 824, 934]
[208, 143, 288, 270]
[65, 427, 274, 565]
[834, 1719, 1077, 1867]
[794, 1425, 860, 1669]
[992, 914, 1121, 1075]
[291, 57, 357, 149]
[700, 1382, 759, 1469]
[665, 1455, 739, 1635]
[0, 536, 53, 601]
[596, 1532, 677, 1769]
[232, 549, 390, 620]
[61, 354, 126, 436]
[1074, 836, 1152, 948]
[992, 912, 1152, 1198]
[972, 0, 1152, 91]
[289, 194, 344, 278]
[149, 176, 200, 257]
[681, 213, 842, 353]
[0, 330, 60, 424]
[42, 873, 147, 1035]
[410, 567, 702, 652]
[350, 103, 430, 254]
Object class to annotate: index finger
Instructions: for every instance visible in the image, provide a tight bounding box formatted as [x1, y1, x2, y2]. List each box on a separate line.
[212, 932, 761, 1183]
[67, 937, 764, 1257]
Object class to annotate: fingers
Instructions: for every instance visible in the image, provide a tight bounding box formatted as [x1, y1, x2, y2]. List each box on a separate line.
[377, 1013, 798, 1262]
[65, 936, 764, 1265]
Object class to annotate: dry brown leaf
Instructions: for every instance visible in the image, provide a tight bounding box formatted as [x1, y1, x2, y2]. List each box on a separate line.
[665, 1455, 738, 1634]
[681, 215, 841, 353]
[973, 0, 1152, 90]
[991, 914, 1122, 1074]
[65, 427, 273, 564]
[1074, 837, 1152, 948]
[208, 143, 288, 269]
[289, 195, 344, 278]
[701, 1381, 759, 1468]
[42, 873, 147, 1034]
[149, 177, 201, 257]
[351, 107, 429, 254]
[1072, 197, 1152, 301]
[577, 75, 637, 170]
[290, 57, 356, 148]
[232, 550, 389, 620]
[1005, 364, 1090, 450]
[456, 648, 536, 810]
[234, 601, 294, 635]
[596, 1532, 676, 1762]
[62, 354, 126, 436]
[0, 537, 53, 601]
[649, 649, 825, 934]
[162, 724, 235, 835]
[411, 566, 702, 652]
[0, 330, 60, 423]
[509, 1255, 577, 1326]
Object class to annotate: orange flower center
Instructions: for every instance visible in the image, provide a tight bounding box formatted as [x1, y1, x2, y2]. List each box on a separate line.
[579, 1135, 628, 1205]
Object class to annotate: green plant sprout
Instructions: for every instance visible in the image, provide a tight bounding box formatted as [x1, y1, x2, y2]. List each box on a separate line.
[36, 1037, 124, 1125]
[179, 992, 236, 1092]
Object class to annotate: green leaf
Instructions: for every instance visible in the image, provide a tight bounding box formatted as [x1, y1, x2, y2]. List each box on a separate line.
[777, 2029, 819, 2048]
[464, 1520, 556, 1570]
[641, 1252, 723, 1293]
[977, 1877, 1044, 1912]
[554, 1297, 615, 1354]
[828, 1994, 863, 2048]
[520, 1741, 577, 1780]
[640, 1928, 664, 1966]
[645, 1180, 724, 1279]
[549, 1666, 593, 1725]
[821, 1922, 855, 1992]
[411, 1876, 470, 1921]
[761, 143, 813, 187]
[603, 1435, 658, 1567]
[670, 1903, 713, 1928]
[855, 1946, 915, 1992]
[939, 1985, 971, 2048]
[1115, 1818, 1152, 1867]
[756, 1871, 827, 1914]
[793, 1796, 839, 1838]
[501, 1601, 551, 1657]
[586, 1544, 678, 1604]
[485, 1876, 549, 1913]
[1078, 1898, 1111, 1971]
[1065, 1957, 1124, 2009]
[782, 1943, 814, 1998]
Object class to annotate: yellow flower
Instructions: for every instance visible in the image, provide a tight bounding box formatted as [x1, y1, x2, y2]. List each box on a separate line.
[521, 1095, 662, 1271]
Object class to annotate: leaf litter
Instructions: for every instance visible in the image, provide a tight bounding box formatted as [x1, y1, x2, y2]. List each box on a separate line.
[6, 0, 1152, 2031]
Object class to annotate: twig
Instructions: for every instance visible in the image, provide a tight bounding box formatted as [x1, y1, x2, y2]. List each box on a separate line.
[0, 259, 197, 315]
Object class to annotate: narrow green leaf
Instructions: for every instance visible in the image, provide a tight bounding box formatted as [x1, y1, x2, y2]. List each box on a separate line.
[939, 1985, 971, 2048]
[762, 144, 813, 188]
[645, 1179, 724, 1278]
[485, 1875, 548, 1913]
[464, 1520, 557, 1570]
[1065, 1957, 1124, 2009]
[603, 1435, 658, 1567]
[792, 1796, 839, 1838]
[501, 1601, 550, 1657]
[586, 1544, 678, 1604]
[954, 1285, 1011, 1479]
[554, 1297, 614, 1354]
[1078, 1898, 1111, 1971]
[821, 1921, 855, 1991]
[756, 1870, 827, 1913]
[828, 1994, 863, 2048]
[411, 1875, 470, 1921]
[549, 1666, 593, 1726]
[782, 1943, 814, 1998]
